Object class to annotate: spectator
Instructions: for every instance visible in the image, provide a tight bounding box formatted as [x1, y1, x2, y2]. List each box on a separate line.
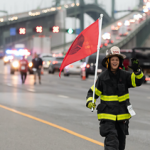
[32, 53, 43, 85]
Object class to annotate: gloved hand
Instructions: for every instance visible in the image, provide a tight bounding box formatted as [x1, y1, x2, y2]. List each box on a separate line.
[87, 102, 96, 109]
[128, 58, 140, 72]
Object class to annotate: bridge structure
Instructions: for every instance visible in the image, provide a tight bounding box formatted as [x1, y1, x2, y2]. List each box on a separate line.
[0, 0, 149, 54]
[0, 0, 112, 51]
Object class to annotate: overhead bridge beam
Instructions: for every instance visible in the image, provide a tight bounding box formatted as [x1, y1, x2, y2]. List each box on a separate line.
[67, 4, 111, 31]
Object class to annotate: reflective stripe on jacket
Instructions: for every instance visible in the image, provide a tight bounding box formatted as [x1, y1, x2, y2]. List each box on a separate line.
[86, 69, 145, 121]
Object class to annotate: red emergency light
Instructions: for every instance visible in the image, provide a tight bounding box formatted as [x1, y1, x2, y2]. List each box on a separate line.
[19, 28, 26, 34]
[36, 26, 43, 33]
[52, 26, 59, 33]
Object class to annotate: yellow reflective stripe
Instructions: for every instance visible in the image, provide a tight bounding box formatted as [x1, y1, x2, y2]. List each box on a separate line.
[135, 72, 143, 79]
[118, 94, 129, 102]
[101, 94, 129, 102]
[131, 73, 136, 87]
[97, 113, 116, 121]
[87, 97, 96, 103]
[101, 95, 118, 101]
[117, 114, 131, 120]
[91, 85, 102, 96]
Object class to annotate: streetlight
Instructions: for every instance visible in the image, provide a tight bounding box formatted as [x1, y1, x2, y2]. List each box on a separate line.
[0, 10, 8, 23]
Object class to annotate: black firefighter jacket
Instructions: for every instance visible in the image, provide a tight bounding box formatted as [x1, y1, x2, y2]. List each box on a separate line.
[86, 69, 145, 121]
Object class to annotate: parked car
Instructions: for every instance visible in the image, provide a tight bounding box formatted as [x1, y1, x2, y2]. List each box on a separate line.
[42, 55, 54, 69]
[48, 56, 64, 74]
[81, 53, 106, 78]
[63, 61, 83, 76]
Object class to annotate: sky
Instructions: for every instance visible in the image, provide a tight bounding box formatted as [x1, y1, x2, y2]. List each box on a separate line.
[0, 0, 139, 18]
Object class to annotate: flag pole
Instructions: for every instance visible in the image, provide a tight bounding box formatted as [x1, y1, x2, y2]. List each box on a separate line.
[92, 14, 103, 112]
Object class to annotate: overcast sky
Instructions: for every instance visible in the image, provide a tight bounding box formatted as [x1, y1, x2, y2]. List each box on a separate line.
[0, 0, 139, 18]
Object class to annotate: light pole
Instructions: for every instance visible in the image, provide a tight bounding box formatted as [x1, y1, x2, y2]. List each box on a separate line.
[74, 0, 77, 38]
[63, 5, 66, 53]
[112, 0, 115, 20]
[0, 10, 8, 23]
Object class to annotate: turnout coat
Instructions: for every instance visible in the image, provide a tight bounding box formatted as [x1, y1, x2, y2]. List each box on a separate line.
[86, 69, 145, 121]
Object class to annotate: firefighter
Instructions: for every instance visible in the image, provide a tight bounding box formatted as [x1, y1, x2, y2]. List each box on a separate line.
[86, 46, 145, 150]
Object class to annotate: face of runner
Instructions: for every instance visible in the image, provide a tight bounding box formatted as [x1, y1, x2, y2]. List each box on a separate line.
[110, 56, 120, 71]
[34, 53, 38, 58]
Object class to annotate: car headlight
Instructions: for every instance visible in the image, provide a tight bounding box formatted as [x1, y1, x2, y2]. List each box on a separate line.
[47, 61, 50, 65]
[4, 57, 8, 62]
[12, 61, 19, 68]
[29, 62, 33, 67]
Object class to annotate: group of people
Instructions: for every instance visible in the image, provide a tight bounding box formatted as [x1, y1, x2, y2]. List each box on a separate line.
[19, 53, 43, 85]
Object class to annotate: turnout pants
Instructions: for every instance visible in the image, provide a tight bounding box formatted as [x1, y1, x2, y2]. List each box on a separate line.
[99, 120, 129, 150]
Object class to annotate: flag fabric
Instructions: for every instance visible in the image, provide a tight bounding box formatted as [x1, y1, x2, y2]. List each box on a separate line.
[59, 19, 100, 77]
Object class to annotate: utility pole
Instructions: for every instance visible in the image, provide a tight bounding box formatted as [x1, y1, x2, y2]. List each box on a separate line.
[139, 0, 143, 7]
[74, 0, 77, 38]
[80, 0, 84, 31]
[63, 5, 66, 53]
[95, 0, 98, 5]
[112, 0, 115, 20]
[55, 0, 61, 7]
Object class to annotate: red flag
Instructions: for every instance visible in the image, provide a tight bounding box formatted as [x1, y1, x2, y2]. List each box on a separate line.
[59, 19, 99, 77]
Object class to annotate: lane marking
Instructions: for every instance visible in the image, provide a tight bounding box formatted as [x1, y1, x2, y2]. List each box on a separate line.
[7, 84, 12, 86]
[27, 89, 35, 92]
[58, 95, 69, 98]
[0, 104, 104, 147]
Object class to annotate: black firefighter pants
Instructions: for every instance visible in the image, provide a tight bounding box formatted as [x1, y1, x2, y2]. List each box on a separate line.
[99, 120, 128, 150]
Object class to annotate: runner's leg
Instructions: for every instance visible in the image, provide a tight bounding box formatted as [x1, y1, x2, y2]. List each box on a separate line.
[21, 72, 24, 84]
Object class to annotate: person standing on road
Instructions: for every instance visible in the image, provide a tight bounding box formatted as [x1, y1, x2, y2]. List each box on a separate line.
[32, 53, 43, 85]
[19, 56, 28, 84]
[86, 46, 145, 150]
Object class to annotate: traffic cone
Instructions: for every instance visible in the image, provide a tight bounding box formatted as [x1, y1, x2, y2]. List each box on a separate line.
[41, 68, 44, 75]
[82, 68, 86, 80]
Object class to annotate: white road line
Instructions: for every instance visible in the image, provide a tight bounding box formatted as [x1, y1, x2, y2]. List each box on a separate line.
[58, 95, 69, 98]
[27, 89, 35, 92]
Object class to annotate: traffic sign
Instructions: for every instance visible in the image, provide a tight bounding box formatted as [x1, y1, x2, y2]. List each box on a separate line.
[10, 28, 16, 36]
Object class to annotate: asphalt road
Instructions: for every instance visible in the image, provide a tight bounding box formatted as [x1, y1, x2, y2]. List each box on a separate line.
[0, 60, 150, 150]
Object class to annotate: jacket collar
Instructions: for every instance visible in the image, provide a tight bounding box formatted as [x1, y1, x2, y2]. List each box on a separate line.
[103, 70, 110, 81]
[103, 69, 120, 81]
